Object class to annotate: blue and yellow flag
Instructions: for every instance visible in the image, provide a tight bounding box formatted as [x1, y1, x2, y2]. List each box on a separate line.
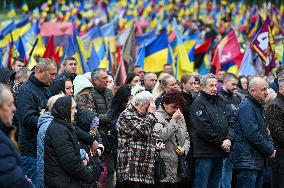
[8, 3, 16, 19]
[144, 32, 169, 72]
[88, 44, 100, 71]
[21, 0, 29, 12]
[173, 18, 194, 80]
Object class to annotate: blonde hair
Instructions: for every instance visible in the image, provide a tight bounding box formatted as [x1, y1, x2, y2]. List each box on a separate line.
[47, 93, 65, 111]
[152, 73, 170, 100]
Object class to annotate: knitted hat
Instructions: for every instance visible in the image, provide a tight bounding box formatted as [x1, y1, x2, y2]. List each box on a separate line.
[73, 74, 93, 97]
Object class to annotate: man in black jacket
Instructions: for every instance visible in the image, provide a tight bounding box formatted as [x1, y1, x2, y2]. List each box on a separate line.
[0, 84, 33, 188]
[16, 58, 57, 182]
[190, 73, 234, 188]
[218, 73, 240, 188]
[266, 76, 284, 187]
[91, 68, 115, 188]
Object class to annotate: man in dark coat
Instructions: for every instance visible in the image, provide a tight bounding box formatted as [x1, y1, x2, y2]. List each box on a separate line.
[266, 76, 284, 187]
[190, 73, 234, 188]
[16, 58, 57, 182]
[91, 68, 115, 188]
[232, 77, 275, 187]
[218, 73, 241, 188]
[0, 84, 33, 188]
[45, 96, 98, 187]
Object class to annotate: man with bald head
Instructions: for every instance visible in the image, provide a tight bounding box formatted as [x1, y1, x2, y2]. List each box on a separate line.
[232, 77, 275, 188]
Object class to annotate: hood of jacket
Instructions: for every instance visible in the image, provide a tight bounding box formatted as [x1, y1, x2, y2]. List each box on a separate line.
[37, 112, 54, 129]
[51, 96, 73, 124]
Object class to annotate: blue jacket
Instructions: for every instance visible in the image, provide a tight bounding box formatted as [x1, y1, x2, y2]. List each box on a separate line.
[36, 113, 54, 188]
[232, 93, 274, 170]
[16, 73, 52, 155]
[0, 120, 33, 188]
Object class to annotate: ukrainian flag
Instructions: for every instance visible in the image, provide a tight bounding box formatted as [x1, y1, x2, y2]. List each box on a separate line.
[144, 32, 169, 73]
[100, 22, 117, 53]
[7, 2, 16, 19]
[0, 17, 31, 49]
[21, 0, 29, 12]
[173, 19, 194, 80]
[65, 37, 87, 74]
[81, 26, 103, 58]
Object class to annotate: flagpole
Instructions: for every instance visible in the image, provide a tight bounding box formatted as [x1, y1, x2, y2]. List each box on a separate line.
[27, 38, 39, 64]
[113, 57, 121, 82]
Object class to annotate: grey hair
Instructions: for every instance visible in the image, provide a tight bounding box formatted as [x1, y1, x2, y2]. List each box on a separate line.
[131, 91, 153, 106]
[35, 58, 56, 72]
[200, 73, 216, 86]
[15, 67, 31, 79]
[91, 68, 106, 80]
[46, 93, 65, 111]
[248, 77, 267, 91]
[144, 72, 156, 81]
[0, 84, 10, 106]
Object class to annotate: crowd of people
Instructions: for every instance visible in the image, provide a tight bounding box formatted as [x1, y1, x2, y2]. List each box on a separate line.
[0, 56, 284, 188]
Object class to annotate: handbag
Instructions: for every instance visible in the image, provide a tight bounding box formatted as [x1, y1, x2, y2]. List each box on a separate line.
[177, 155, 190, 179]
[154, 151, 167, 181]
[175, 134, 190, 179]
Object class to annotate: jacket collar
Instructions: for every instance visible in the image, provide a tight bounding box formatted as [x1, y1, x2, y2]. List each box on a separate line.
[93, 83, 106, 94]
[0, 119, 13, 137]
[182, 91, 193, 100]
[248, 92, 263, 108]
[29, 73, 48, 87]
[200, 90, 218, 103]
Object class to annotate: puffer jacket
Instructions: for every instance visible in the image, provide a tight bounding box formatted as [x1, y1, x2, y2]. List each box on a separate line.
[91, 84, 113, 128]
[154, 107, 190, 183]
[190, 91, 234, 157]
[232, 93, 274, 170]
[36, 112, 54, 188]
[16, 73, 52, 155]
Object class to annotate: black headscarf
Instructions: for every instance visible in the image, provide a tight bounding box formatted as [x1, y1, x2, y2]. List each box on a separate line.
[51, 96, 73, 123]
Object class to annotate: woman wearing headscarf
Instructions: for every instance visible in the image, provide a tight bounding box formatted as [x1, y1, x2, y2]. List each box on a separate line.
[44, 96, 97, 188]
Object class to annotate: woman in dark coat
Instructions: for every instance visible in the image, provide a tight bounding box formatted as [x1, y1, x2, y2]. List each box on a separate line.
[44, 96, 97, 188]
